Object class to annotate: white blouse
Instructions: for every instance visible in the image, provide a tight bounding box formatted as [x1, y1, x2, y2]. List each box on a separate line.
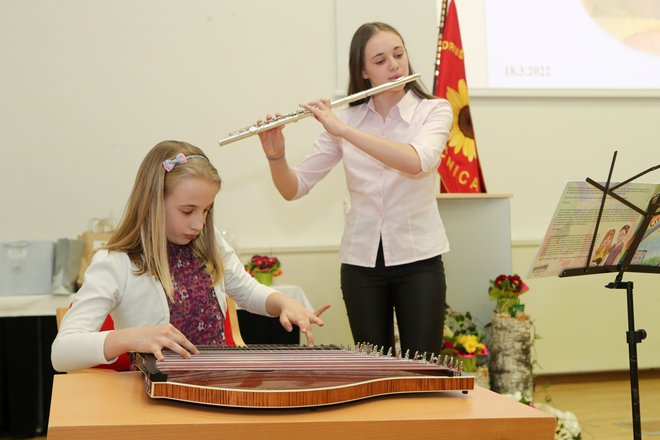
[292, 91, 453, 267]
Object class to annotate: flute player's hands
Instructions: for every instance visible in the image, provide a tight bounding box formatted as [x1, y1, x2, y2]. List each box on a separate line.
[301, 99, 347, 138]
[257, 113, 286, 160]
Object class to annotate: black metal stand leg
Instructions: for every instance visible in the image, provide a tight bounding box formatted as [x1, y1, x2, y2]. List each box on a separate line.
[607, 280, 647, 440]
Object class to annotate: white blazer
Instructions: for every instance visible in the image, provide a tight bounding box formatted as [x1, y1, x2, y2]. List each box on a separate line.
[51, 234, 275, 372]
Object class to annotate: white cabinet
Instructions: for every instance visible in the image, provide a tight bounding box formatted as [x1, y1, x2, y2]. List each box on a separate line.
[437, 194, 513, 327]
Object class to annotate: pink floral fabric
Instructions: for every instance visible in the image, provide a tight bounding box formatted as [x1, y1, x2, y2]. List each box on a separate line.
[167, 242, 226, 345]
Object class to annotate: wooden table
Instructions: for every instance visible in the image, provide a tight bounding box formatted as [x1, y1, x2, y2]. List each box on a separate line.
[48, 371, 555, 439]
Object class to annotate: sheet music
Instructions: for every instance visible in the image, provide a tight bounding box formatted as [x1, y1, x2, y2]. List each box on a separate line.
[528, 181, 660, 278]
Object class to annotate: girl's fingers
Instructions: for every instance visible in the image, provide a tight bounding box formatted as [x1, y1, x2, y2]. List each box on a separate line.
[163, 340, 193, 359]
[279, 315, 293, 332]
[301, 328, 315, 346]
[171, 331, 198, 356]
[314, 304, 331, 318]
[309, 315, 324, 327]
[181, 339, 199, 356]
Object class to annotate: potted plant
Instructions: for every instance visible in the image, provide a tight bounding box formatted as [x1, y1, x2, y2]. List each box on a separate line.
[442, 308, 489, 374]
[488, 274, 529, 316]
[244, 255, 282, 286]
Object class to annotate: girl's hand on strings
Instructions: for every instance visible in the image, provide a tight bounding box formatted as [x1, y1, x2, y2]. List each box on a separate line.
[267, 293, 331, 346]
[105, 324, 199, 362]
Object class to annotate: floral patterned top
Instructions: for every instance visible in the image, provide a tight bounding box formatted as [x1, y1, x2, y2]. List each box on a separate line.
[167, 242, 226, 345]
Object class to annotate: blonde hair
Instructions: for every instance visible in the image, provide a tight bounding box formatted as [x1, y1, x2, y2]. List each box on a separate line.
[106, 140, 223, 298]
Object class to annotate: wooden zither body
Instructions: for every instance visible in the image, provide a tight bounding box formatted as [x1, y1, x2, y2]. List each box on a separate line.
[136, 345, 474, 408]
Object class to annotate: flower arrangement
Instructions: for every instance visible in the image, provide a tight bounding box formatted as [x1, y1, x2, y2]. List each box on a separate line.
[503, 392, 582, 440]
[442, 307, 488, 372]
[488, 274, 529, 316]
[245, 255, 282, 285]
[245, 255, 282, 275]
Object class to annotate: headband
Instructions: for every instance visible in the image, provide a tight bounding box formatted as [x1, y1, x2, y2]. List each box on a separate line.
[162, 153, 208, 172]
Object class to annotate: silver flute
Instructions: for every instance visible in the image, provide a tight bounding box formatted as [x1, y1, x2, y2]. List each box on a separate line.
[218, 73, 421, 147]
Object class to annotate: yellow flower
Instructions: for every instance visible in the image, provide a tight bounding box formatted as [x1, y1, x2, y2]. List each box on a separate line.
[445, 79, 477, 162]
[455, 334, 479, 354]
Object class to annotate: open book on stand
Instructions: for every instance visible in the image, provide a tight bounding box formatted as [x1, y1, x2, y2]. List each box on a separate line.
[528, 181, 660, 278]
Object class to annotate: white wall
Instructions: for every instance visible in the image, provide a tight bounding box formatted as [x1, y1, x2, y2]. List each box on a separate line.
[1, 0, 659, 373]
[0, 0, 437, 248]
[2, 1, 657, 247]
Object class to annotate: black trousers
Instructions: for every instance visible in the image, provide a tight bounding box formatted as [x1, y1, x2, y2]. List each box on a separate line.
[340, 243, 446, 357]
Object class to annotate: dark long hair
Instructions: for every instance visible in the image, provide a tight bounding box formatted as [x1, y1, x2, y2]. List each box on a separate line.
[347, 22, 435, 106]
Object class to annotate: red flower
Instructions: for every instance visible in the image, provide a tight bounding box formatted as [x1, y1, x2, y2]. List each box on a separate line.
[494, 274, 508, 284]
[489, 274, 529, 297]
[244, 255, 282, 276]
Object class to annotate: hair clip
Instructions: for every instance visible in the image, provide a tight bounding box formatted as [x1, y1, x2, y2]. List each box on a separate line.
[162, 153, 188, 172]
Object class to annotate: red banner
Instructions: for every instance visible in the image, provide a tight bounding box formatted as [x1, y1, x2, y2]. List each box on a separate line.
[435, 0, 486, 193]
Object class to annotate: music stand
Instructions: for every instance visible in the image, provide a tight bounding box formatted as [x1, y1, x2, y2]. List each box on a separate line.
[560, 151, 660, 440]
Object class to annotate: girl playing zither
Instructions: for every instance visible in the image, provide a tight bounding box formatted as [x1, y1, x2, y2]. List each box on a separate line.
[52, 140, 329, 372]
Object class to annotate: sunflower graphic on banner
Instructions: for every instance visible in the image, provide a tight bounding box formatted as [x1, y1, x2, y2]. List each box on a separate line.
[435, 0, 486, 193]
